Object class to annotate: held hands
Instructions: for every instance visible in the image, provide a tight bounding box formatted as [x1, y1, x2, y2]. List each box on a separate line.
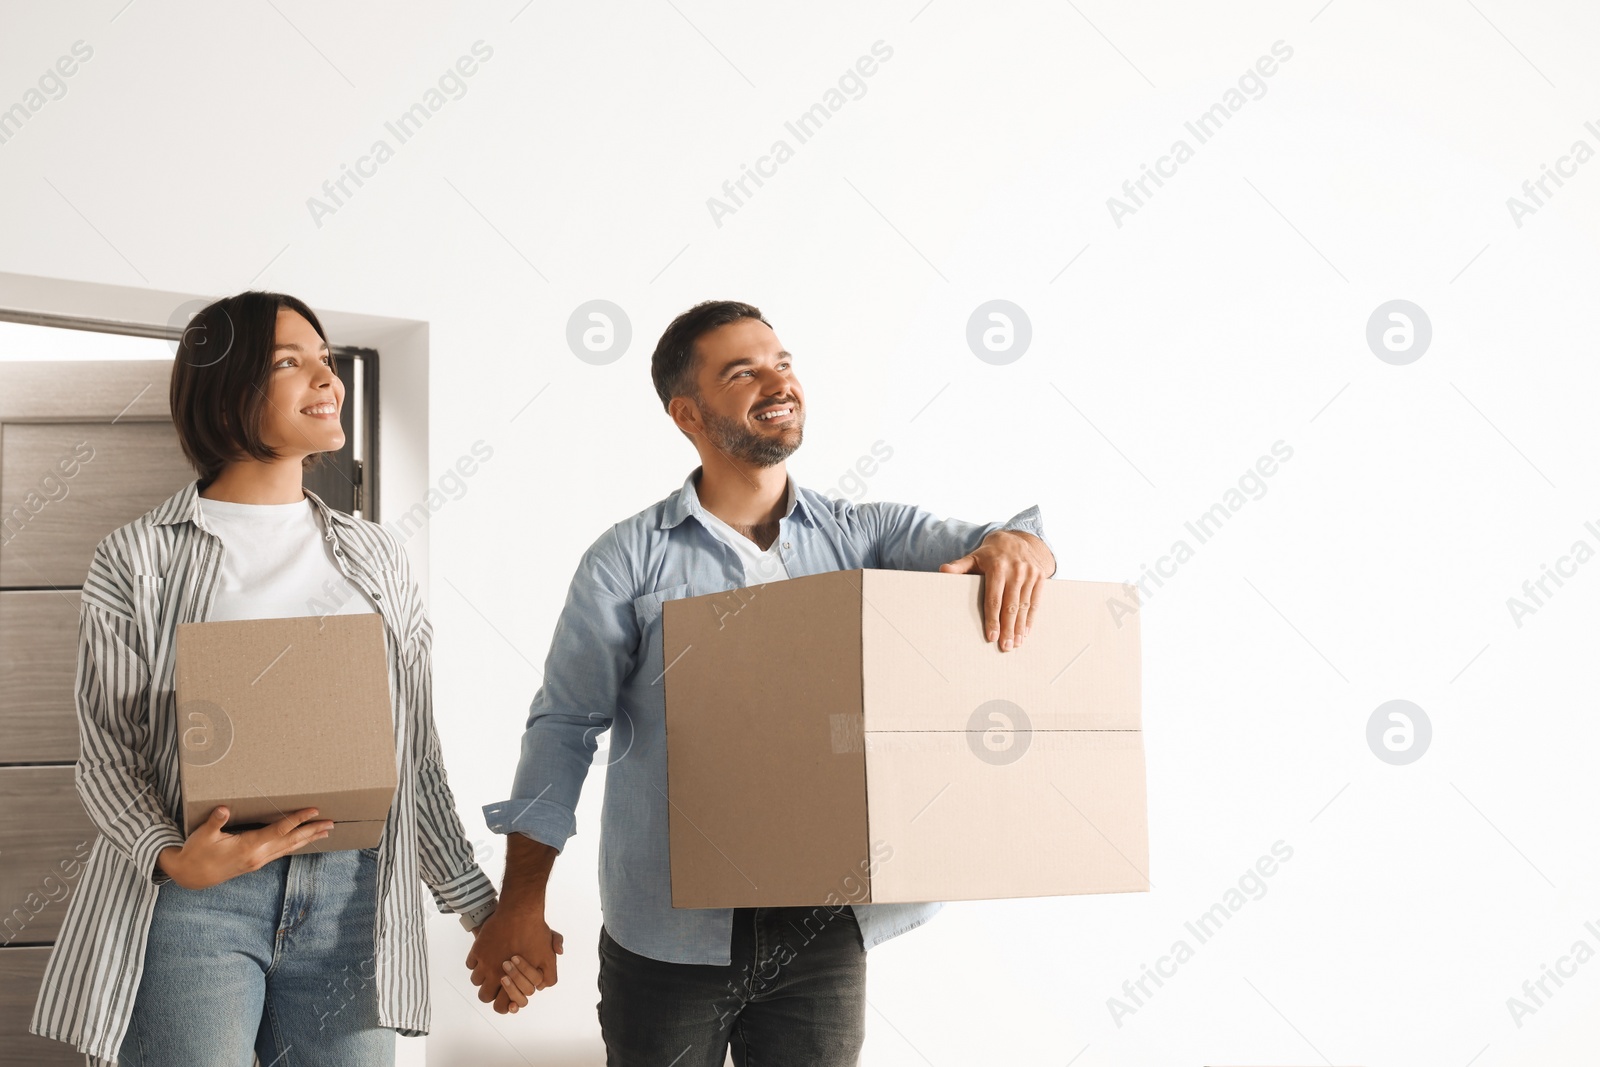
[156, 806, 334, 890]
[465, 934, 554, 1014]
[467, 900, 565, 1014]
[939, 529, 1056, 651]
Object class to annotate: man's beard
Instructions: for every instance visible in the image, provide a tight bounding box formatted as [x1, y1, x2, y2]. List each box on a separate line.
[700, 402, 804, 467]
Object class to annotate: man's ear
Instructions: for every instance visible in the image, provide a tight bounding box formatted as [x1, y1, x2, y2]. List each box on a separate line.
[668, 394, 701, 437]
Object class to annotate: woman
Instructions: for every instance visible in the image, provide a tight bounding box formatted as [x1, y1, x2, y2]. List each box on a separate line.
[30, 291, 548, 1065]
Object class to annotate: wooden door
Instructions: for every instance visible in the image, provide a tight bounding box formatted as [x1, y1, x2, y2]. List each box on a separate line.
[0, 359, 195, 1065]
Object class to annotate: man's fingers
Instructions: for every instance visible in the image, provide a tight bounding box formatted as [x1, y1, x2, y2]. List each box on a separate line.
[1000, 568, 1027, 650]
[469, 946, 500, 1000]
[939, 554, 978, 575]
[982, 572, 1004, 643]
[553, 930, 564, 955]
[1016, 586, 1032, 641]
[1018, 574, 1042, 638]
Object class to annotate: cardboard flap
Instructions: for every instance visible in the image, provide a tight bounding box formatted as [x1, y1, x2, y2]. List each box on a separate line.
[863, 730, 1150, 902]
[859, 571, 1140, 734]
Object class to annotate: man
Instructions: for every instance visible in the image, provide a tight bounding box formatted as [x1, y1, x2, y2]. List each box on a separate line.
[469, 300, 1055, 1065]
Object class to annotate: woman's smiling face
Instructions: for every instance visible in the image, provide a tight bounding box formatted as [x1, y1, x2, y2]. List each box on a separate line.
[258, 308, 345, 459]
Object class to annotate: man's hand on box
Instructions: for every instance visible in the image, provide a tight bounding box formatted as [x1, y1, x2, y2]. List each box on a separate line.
[156, 806, 334, 890]
[466, 901, 565, 1014]
[940, 530, 1055, 652]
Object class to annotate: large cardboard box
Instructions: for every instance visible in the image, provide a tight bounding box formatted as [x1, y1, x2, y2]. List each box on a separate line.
[661, 569, 1147, 907]
[174, 613, 397, 854]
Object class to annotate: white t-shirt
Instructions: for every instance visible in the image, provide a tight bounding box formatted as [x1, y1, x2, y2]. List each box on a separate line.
[698, 508, 792, 586]
[197, 495, 379, 622]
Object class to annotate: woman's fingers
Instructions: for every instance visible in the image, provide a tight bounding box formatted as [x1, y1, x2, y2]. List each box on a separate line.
[248, 809, 334, 861]
[500, 975, 528, 1008]
[257, 808, 333, 846]
[272, 807, 323, 835]
[508, 954, 546, 992]
[281, 827, 332, 856]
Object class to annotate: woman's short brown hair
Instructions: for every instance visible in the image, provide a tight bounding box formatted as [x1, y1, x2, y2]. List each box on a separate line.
[168, 290, 331, 485]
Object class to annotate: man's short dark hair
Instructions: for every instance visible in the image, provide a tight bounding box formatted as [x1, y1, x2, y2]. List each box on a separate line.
[650, 300, 771, 412]
[168, 290, 330, 485]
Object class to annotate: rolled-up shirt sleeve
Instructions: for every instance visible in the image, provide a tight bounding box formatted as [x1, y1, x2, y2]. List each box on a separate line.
[482, 530, 639, 852]
[846, 501, 1053, 574]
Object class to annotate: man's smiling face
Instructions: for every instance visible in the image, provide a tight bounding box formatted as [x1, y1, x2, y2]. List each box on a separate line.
[682, 317, 805, 467]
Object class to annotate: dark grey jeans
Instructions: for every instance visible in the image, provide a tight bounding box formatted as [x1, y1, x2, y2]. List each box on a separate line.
[598, 904, 867, 1067]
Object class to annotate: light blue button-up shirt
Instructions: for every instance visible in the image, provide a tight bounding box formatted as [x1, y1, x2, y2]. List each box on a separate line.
[485, 468, 1051, 965]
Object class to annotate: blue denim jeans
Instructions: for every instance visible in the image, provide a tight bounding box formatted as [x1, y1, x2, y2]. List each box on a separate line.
[114, 846, 394, 1067]
[598, 904, 867, 1067]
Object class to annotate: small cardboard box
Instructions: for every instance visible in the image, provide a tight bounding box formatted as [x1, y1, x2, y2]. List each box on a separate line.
[661, 569, 1147, 907]
[174, 613, 397, 854]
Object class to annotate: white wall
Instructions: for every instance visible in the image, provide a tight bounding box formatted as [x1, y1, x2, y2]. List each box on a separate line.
[3, 2, 1598, 1064]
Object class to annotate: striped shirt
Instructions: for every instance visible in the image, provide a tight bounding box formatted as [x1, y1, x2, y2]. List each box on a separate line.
[30, 480, 496, 1062]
